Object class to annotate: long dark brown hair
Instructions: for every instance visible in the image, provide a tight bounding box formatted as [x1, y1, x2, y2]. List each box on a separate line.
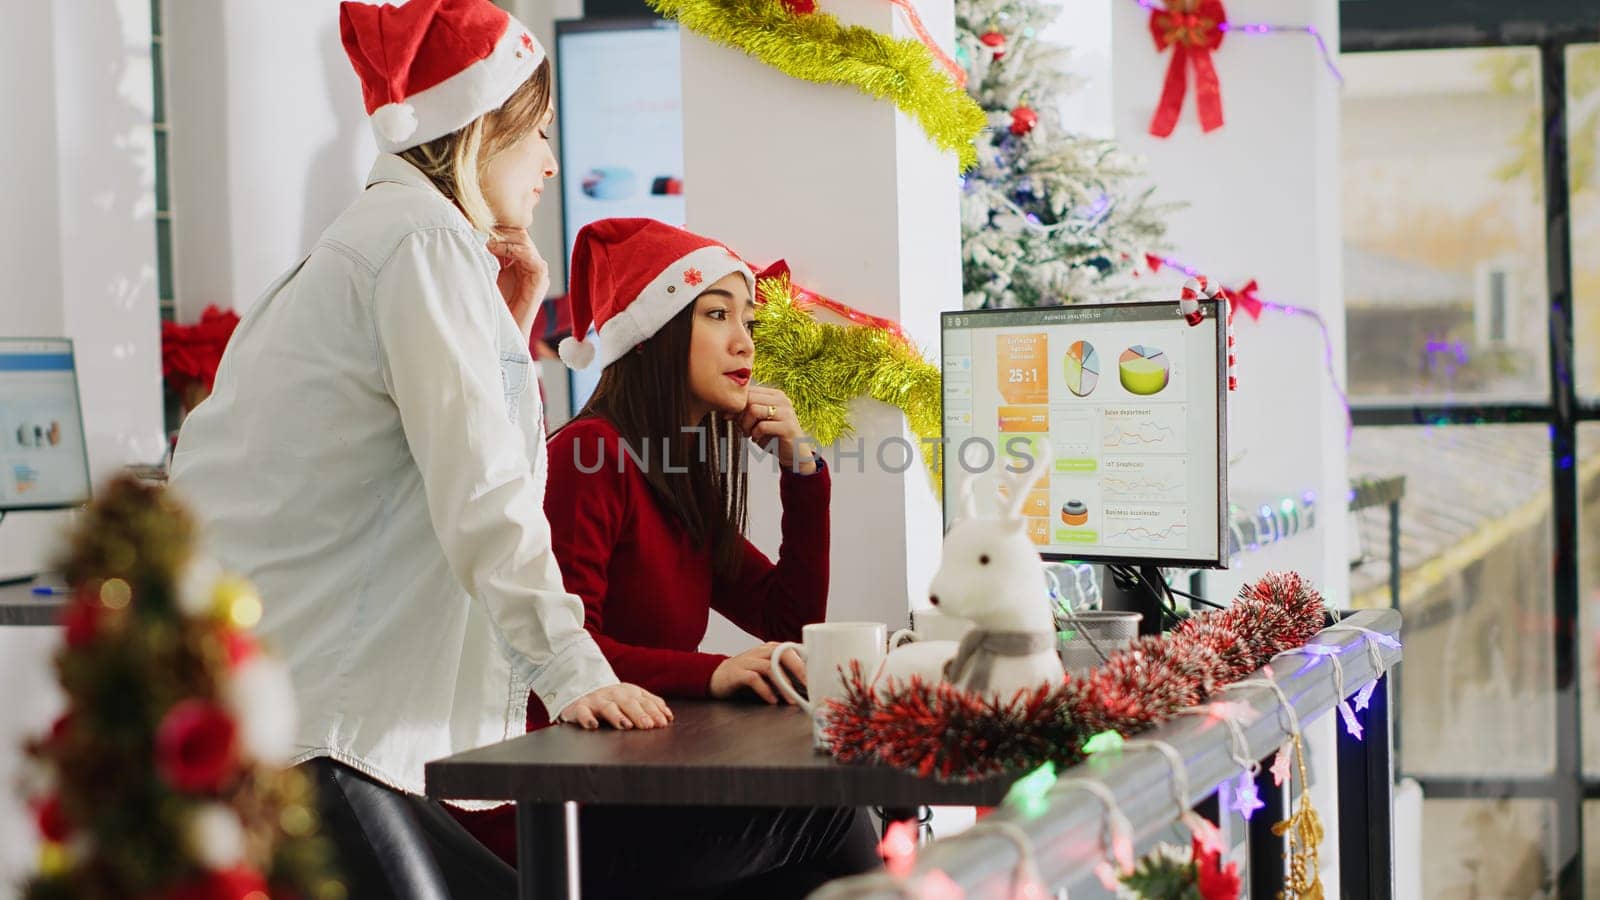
[560, 302, 749, 578]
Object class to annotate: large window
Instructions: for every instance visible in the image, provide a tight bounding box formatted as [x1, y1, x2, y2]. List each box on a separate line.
[1341, 4, 1599, 890]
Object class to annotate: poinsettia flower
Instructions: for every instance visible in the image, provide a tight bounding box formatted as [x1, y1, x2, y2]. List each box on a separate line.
[1193, 835, 1242, 900]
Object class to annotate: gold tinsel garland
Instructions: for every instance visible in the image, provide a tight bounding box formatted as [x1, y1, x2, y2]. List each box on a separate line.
[646, 0, 987, 170]
[1272, 733, 1326, 899]
[751, 273, 943, 490]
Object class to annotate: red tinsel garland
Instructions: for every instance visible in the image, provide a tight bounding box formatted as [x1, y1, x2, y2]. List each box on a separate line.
[822, 571, 1326, 782]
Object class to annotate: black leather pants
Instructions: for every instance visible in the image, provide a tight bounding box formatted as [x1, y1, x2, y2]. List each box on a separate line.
[301, 757, 516, 900]
[577, 804, 882, 899]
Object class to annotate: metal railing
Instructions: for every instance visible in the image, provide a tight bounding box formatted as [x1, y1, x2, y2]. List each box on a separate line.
[814, 608, 1402, 899]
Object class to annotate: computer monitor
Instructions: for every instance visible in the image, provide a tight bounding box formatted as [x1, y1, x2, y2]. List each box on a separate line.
[555, 18, 684, 414]
[940, 300, 1229, 569]
[0, 338, 92, 512]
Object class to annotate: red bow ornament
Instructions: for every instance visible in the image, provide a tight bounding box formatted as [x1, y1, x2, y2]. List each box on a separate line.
[1223, 278, 1263, 321]
[1148, 0, 1226, 138]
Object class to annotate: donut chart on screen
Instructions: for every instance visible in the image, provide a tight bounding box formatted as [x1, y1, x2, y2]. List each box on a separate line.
[1118, 345, 1170, 396]
[1062, 340, 1100, 398]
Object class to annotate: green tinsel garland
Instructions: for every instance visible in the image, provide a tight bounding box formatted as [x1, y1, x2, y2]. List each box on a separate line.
[648, 0, 987, 170]
[751, 274, 942, 487]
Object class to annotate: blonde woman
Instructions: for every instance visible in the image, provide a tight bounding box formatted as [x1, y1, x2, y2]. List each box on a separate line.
[170, 1, 667, 893]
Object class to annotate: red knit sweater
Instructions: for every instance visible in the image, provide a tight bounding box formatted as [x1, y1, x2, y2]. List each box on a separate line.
[529, 414, 832, 725]
[455, 415, 831, 863]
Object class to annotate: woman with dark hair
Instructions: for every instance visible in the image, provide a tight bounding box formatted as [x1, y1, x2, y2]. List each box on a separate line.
[460, 218, 881, 897]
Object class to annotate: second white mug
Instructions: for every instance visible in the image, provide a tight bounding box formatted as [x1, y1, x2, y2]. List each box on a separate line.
[890, 607, 976, 648]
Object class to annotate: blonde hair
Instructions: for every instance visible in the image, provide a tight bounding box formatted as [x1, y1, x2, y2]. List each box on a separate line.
[400, 59, 552, 233]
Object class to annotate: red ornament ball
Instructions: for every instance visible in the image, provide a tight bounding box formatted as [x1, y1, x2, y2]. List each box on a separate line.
[155, 700, 239, 793]
[781, 0, 816, 14]
[35, 794, 70, 843]
[1009, 105, 1039, 136]
[980, 30, 1006, 59]
[59, 593, 104, 649]
[167, 866, 270, 900]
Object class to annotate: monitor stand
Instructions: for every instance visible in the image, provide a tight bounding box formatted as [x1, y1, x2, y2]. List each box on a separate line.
[1100, 564, 1167, 636]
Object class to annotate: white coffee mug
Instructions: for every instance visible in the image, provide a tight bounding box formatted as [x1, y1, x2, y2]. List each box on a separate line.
[770, 622, 887, 749]
[889, 607, 976, 648]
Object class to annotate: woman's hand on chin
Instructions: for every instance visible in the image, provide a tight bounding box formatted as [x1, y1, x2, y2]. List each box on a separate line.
[486, 227, 549, 343]
[737, 387, 816, 475]
[710, 642, 806, 704]
[558, 683, 673, 730]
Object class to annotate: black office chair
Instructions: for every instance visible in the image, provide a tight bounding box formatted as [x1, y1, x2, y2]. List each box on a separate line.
[303, 758, 517, 900]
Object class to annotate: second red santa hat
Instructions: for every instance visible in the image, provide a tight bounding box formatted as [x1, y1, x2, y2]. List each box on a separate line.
[559, 219, 754, 370]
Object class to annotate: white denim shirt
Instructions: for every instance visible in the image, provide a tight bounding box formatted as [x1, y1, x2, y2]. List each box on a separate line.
[170, 154, 617, 798]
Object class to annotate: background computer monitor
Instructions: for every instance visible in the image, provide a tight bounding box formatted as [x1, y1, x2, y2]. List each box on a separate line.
[555, 18, 683, 414]
[940, 300, 1229, 569]
[0, 337, 92, 512]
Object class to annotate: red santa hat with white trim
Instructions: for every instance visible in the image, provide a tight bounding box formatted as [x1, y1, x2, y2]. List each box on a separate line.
[559, 218, 755, 370]
[340, 0, 545, 154]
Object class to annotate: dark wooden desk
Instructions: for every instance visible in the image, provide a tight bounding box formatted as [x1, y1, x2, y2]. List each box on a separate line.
[425, 701, 1013, 899]
[0, 580, 67, 627]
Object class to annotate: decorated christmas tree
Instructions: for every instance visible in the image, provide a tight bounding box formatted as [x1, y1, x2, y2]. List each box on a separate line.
[18, 476, 340, 900]
[957, 0, 1169, 308]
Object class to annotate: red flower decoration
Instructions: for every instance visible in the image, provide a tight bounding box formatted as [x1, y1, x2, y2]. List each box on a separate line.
[34, 794, 70, 843]
[155, 700, 239, 793]
[161, 305, 240, 394]
[1193, 834, 1242, 900]
[520, 33, 534, 52]
[167, 865, 269, 900]
[683, 268, 704, 287]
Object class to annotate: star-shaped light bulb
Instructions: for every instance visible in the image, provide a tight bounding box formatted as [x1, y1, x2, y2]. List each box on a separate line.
[1354, 680, 1378, 712]
[1230, 771, 1264, 820]
[1005, 762, 1056, 819]
[1338, 699, 1364, 741]
[1270, 746, 1293, 787]
[879, 819, 918, 877]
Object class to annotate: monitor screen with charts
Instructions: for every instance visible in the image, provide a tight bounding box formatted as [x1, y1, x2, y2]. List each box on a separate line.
[0, 338, 92, 512]
[940, 301, 1229, 568]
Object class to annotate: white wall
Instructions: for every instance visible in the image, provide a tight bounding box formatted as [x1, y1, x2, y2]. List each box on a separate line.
[0, 0, 164, 884]
[1108, 0, 1348, 888]
[1108, 0, 1349, 607]
[166, 0, 370, 320]
[679, 0, 962, 645]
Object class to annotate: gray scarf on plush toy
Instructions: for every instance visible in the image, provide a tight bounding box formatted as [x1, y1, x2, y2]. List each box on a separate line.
[943, 629, 1055, 693]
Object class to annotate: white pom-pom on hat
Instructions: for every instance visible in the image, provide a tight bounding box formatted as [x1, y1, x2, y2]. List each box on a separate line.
[372, 102, 418, 143]
[558, 335, 596, 370]
[186, 803, 246, 869]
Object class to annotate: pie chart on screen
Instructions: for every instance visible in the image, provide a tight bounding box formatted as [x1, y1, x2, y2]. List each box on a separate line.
[1062, 340, 1100, 398]
[1119, 345, 1170, 396]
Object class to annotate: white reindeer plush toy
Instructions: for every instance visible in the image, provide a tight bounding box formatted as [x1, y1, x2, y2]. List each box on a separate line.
[874, 445, 1066, 702]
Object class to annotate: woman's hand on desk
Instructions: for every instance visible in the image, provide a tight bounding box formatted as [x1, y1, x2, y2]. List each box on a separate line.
[559, 683, 673, 731]
[711, 642, 806, 704]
